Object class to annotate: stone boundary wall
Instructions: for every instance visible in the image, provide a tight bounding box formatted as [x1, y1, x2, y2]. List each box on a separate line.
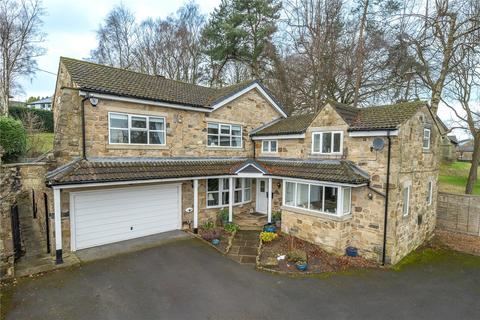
[437, 192, 480, 236]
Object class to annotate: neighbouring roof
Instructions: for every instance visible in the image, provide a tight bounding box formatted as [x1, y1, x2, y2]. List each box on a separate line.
[46, 157, 369, 186]
[252, 100, 427, 136]
[447, 134, 458, 145]
[60, 57, 286, 114]
[28, 97, 52, 105]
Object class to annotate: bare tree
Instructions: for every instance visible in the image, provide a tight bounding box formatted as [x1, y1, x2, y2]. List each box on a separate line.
[0, 0, 45, 116]
[405, 0, 480, 114]
[442, 32, 480, 194]
[91, 4, 137, 69]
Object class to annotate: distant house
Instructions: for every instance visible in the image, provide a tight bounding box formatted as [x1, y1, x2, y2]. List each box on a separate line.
[27, 97, 52, 111]
[440, 134, 458, 163]
[9, 100, 26, 108]
[457, 139, 474, 161]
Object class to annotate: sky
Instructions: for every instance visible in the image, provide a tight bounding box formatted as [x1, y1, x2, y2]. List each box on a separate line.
[15, 0, 465, 138]
[16, 0, 220, 100]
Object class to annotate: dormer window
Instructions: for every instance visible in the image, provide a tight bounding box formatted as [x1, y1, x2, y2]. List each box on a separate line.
[312, 131, 343, 154]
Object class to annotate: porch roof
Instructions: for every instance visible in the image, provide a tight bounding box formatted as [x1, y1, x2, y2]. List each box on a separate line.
[46, 157, 369, 187]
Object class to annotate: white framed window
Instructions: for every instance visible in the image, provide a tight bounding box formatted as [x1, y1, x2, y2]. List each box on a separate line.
[206, 178, 251, 208]
[427, 180, 433, 205]
[423, 128, 431, 150]
[262, 140, 278, 153]
[108, 112, 166, 145]
[312, 131, 343, 154]
[283, 180, 351, 217]
[402, 185, 411, 216]
[207, 122, 242, 148]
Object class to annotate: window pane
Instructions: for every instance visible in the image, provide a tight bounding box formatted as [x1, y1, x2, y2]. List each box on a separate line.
[270, 140, 277, 152]
[208, 123, 218, 134]
[245, 179, 251, 188]
[427, 182, 432, 203]
[231, 125, 241, 136]
[208, 135, 219, 146]
[222, 191, 229, 205]
[313, 134, 321, 152]
[403, 187, 409, 215]
[149, 131, 164, 144]
[232, 136, 241, 147]
[244, 189, 251, 201]
[149, 118, 164, 130]
[322, 132, 332, 153]
[220, 125, 230, 135]
[309, 185, 323, 211]
[220, 136, 230, 146]
[260, 180, 265, 192]
[343, 187, 351, 214]
[131, 116, 147, 129]
[296, 183, 309, 209]
[234, 190, 242, 203]
[222, 179, 230, 191]
[262, 141, 269, 152]
[207, 192, 219, 207]
[130, 130, 147, 144]
[208, 179, 219, 191]
[110, 129, 128, 143]
[285, 182, 295, 205]
[235, 178, 242, 189]
[110, 114, 128, 128]
[333, 133, 341, 152]
[324, 187, 337, 214]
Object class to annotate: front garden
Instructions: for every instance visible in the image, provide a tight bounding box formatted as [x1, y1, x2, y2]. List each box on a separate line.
[193, 208, 239, 254]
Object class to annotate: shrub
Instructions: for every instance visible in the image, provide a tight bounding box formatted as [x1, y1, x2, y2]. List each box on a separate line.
[0, 116, 27, 162]
[272, 211, 282, 222]
[260, 232, 278, 243]
[224, 223, 240, 233]
[201, 219, 215, 230]
[286, 249, 307, 263]
[217, 208, 229, 223]
[9, 106, 53, 132]
[201, 229, 220, 241]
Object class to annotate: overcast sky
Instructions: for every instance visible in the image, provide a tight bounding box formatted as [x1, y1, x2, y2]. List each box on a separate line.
[16, 0, 220, 100]
[15, 0, 463, 137]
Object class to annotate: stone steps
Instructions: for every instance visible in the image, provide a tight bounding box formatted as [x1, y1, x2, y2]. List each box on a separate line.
[234, 213, 267, 228]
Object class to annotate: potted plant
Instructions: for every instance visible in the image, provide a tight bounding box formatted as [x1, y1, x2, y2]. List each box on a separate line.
[211, 238, 220, 246]
[272, 211, 282, 228]
[287, 249, 308, 271]
[263, 223, 276, 233]
[218, 208, 229, 226]
[295, 260, 308, 271]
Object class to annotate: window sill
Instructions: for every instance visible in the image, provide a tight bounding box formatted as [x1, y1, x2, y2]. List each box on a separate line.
[206, 200, 252, 209]
[281, 205, 352, 222]
[206, 146, 245, 151]
[106, 144, 169, 150]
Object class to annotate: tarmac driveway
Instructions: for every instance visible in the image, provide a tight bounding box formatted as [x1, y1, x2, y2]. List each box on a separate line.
[3, 238, 480, 320]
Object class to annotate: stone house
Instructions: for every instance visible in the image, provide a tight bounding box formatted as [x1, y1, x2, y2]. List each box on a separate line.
[45, 57, 441, 265]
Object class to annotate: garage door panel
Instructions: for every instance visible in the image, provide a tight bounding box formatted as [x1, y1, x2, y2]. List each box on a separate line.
[72, 184, 180, 250]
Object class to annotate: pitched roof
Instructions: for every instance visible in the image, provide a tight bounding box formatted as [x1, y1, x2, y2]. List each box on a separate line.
[60, 57, 285, 114]
[28, 97, 52, 105]
[252, 100, 427, 136]
[46, 157, 369, 186]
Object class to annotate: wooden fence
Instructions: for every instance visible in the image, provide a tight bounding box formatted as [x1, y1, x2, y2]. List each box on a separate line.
[437, 192, 480, 236]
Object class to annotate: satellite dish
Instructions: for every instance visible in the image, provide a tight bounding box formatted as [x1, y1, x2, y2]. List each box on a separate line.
[372, 138, 385, 151]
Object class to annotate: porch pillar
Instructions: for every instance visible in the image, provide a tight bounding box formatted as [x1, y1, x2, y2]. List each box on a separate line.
[53, 188, 63, 264]
[267, 178, 272, 223]
[228, 177, 233, 222]
[193, 179, 198, 233]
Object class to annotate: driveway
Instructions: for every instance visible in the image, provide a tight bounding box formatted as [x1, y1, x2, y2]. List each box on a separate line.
[3, 238, 480, 320]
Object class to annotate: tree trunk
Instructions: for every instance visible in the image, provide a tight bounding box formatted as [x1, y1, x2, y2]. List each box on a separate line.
[465, 135, 480, 194]
[353, 0, 369, 108]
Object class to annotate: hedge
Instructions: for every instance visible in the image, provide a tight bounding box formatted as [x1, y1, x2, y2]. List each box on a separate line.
[0, 116, 27, 162]
[9, 106, 54, 132]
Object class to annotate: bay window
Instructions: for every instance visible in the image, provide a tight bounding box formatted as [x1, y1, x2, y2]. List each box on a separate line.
[206, 178, 251, 207]
[207, 122, 242, 148]
[312, 131, 343, 154]
[109, 112, 166, 145]
[283, 180, 351, 216]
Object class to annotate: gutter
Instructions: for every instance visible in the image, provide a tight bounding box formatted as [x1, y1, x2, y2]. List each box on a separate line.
[382, 131, 392, 265]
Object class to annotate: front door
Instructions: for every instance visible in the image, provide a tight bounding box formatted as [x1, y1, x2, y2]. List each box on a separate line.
[256, 179, 268, 214]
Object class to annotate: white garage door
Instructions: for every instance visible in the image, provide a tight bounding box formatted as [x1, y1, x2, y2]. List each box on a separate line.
[71, 184, 181, 250]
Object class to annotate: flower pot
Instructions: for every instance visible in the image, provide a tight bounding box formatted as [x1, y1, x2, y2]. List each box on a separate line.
[275, 220, 281, 228]
[263, 224, 277, 233]
[295, 262, 308, 271]
[211, 239, 220, 246]
[346, 246, 358, 257]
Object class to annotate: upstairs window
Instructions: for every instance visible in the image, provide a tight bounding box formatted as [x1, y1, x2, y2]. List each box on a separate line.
[312, 131, 343, 154]
[207, 123, 242, 148]
[109, 112, 165, 145]
[262, 140, 278, 153]
[423, 128, 431, 150]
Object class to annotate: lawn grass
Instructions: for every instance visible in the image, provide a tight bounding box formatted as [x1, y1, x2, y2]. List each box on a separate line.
[26, 132, 54, 156]
[439, 161, 480, 195]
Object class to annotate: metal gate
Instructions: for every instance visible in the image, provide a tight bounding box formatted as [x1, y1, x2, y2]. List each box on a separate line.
[10, 203, 24, 261]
